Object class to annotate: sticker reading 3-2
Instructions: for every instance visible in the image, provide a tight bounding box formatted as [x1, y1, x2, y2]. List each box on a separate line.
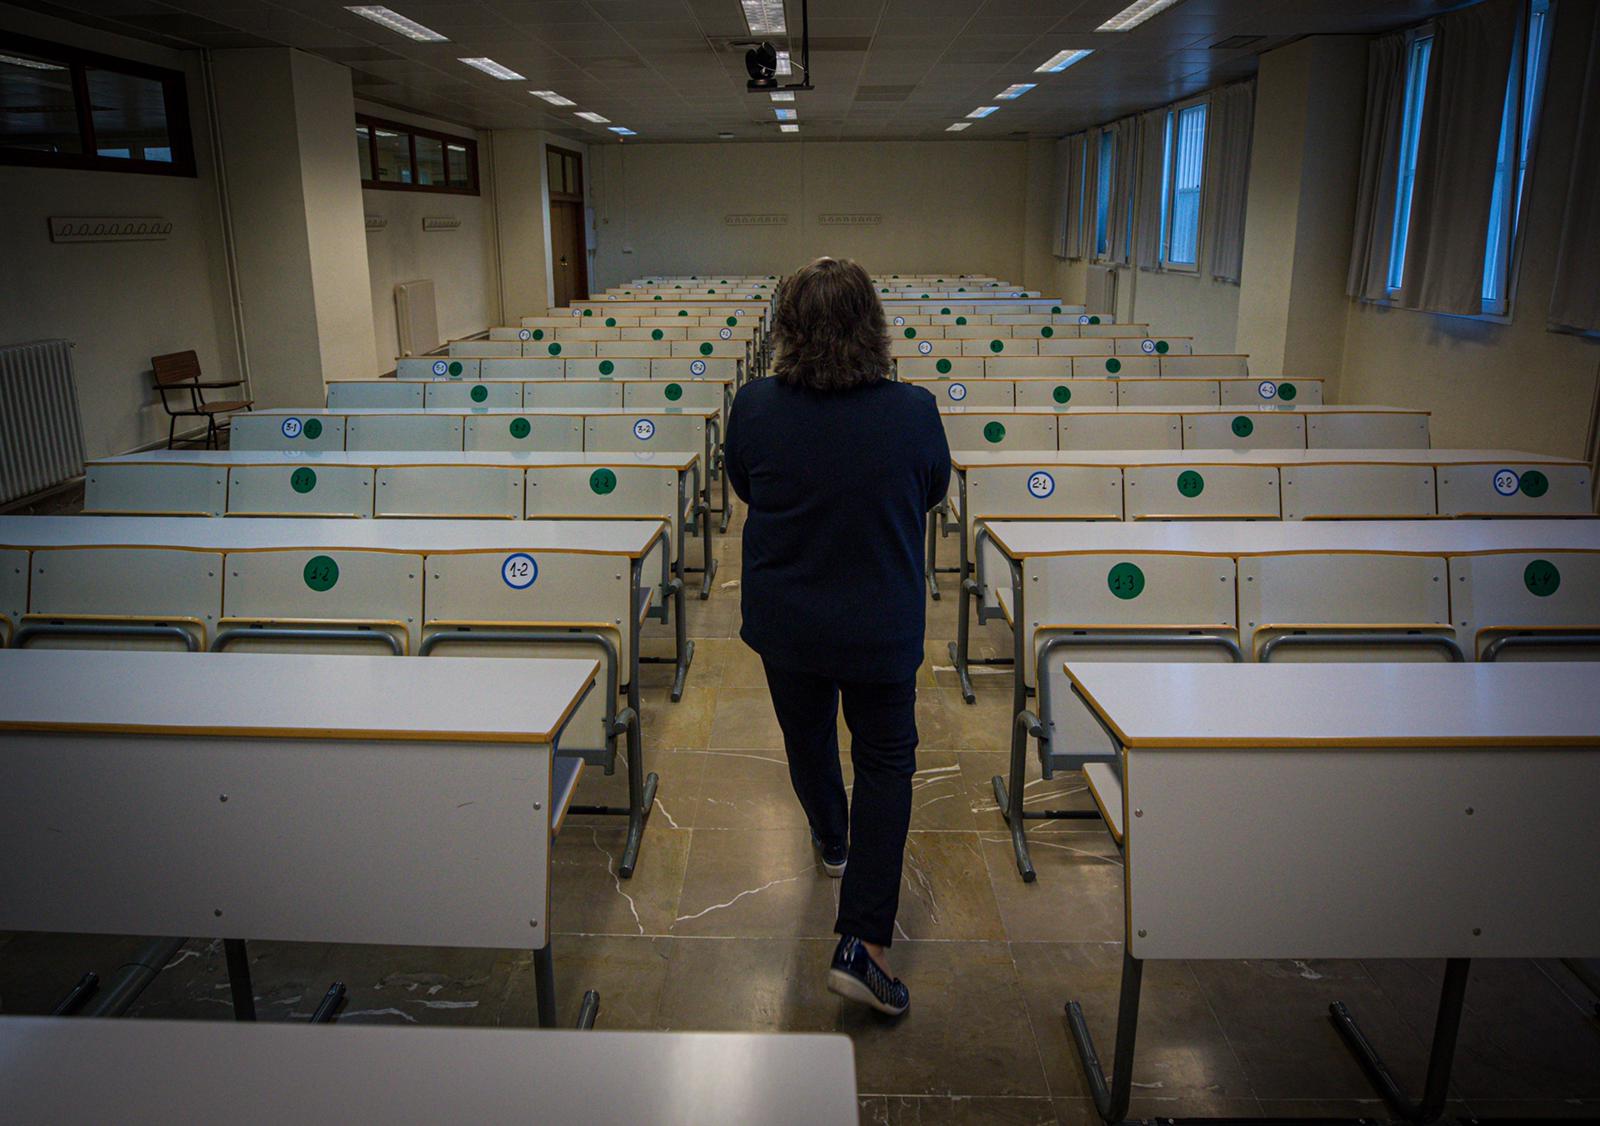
[501, 553, 538, 590]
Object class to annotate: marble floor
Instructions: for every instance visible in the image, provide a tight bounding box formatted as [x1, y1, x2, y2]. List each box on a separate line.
[2, 498, 1598, 1123]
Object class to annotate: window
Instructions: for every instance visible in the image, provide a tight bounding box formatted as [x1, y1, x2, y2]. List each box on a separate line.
[1481, 0, 1551, 314]
[1160, 101, 1206, 268]
[0, 33, 194, 175]
[1094, 129, 1114, 258]
[356, 113, 478, 194]
[1387, 33, 1433, 293]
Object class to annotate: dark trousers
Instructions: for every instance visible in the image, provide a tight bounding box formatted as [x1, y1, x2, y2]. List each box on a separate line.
[761, 659, 918, 947]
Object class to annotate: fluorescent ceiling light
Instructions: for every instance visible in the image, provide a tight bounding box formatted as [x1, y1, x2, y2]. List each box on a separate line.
[531, 90, 575, 106]
[995, 83, 1035, 100]
[608, 126, 637, 135]
[1036, 49, 1093, 73]
[774, 108, 797, 121]
[775, 49, 792, 76]
[741, 0, 787, 35]
[946, 122, 972, 132]
[967, 105, 998, 119]
[576, 111, 611, 123]
[770, 91, 795, 102]
[345, 6, 447, 41]
[779, 123, 800, 133]
[0, 53, 66, 70]
[459, 57, 524, 80]
[1098, 0, 1186, 31]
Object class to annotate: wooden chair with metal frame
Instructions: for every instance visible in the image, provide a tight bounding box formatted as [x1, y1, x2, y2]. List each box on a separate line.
[151, 350, 252, 449]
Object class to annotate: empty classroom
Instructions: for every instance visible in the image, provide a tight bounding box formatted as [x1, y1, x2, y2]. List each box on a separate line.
[3, 0, 1599, 1123]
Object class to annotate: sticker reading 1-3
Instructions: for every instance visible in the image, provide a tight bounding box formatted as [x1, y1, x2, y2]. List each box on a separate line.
[946, 382, 968, 402]
[633, 419, 656, 441]
[1027, 471, 1055, 499]
[501, 553, 538, 590]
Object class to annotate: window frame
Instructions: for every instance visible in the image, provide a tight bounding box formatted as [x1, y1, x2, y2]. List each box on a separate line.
[1159, 96, 1207, 273]
[357, 112, 479, 196]
[0, 31, 196, 177]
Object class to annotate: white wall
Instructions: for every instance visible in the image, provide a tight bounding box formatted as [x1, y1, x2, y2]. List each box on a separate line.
[0, 2, 237, 460]
[358, 101, 498, 367]
[588, 140, 1028, 288]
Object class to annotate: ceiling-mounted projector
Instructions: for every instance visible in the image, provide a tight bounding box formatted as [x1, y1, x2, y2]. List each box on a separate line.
[745, 41, 778, 90]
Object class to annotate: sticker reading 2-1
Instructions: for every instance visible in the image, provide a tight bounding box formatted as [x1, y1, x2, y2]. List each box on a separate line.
[501, 553, 538, 590]
[1027, 471, 1055, 499]
[633, 419, 656, 441]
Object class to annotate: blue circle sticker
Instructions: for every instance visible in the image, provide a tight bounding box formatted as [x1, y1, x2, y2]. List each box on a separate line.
[690, 359, 707, 376]
[947, 382, 968, 402]
[518, 328, 531, 340]
[280, 417, 303, 439]
[917, 341, 933, 355]
[1027, 471, 1056, 499]
[633, 419, 656, 441]
[1141, 339, 1156, 354]
[501, 553, 538, 590]
[1493, 469, 1520, 497]
[1257, 381, 1278, 401]
[431, 360, 448, 376]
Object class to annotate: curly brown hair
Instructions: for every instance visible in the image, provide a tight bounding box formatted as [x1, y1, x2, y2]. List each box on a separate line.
[770, 257, 892, 391]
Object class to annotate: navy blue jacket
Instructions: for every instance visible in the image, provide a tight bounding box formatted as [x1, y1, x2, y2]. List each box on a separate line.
[725, 377, 951, 683]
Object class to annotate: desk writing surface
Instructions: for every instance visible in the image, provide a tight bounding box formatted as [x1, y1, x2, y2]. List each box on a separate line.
[1064, 661, 1600, 748]
[981, 518, 1600, 559]
[0, 650, 597, 744]
[0, 515, 666, 557]
[949, 448, 1579, 471]
[99, 450, 698, 470]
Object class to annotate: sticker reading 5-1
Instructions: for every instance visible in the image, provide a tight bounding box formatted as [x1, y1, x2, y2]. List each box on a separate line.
[633, 419, 656, 441]
[1027, 471, 1055, 499]
[502, 553, 538, 590]
[303, 555, 339, 592]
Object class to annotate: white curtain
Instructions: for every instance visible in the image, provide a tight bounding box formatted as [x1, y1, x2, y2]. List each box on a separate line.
[1133, 109, 1166, 271]
[1346, 31, 1410, 301]
[1201, 81, 1254, 284]
[1108, 116, 1139, 267]
[1548, 0, 1600, 335]
[1051, 137, 1073, 259]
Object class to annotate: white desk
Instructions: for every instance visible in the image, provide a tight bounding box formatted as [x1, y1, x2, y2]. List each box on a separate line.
[1057, 660, 1600, 1124]
[0, 1019, 859, 1126]
[0, 650, 598, 1025]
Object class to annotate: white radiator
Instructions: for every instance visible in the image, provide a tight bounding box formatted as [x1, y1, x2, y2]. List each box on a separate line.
[1084, 265, 1117, 319]
[395, 278, 439, 357]
[0, 339, 85, 506]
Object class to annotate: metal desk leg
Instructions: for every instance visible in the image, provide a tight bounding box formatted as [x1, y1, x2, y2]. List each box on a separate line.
[1330, 958, 1470, 1124]
[1065, 945, 1144, 1126]
[225, 938, 256, 1022]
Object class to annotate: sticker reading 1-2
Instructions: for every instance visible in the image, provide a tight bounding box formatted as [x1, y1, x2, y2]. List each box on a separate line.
[1027, 471, 1055, 499]
[502, 553, 538, 590]
[633, 419, 656, 441]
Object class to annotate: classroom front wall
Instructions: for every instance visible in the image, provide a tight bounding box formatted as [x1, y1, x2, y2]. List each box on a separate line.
[587, 140, 1029, 287]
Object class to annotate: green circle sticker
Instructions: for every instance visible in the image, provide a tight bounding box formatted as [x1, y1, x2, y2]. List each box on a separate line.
[983, 421, 1006, 444]
[1105, 358, 1122, 374]
[303, 555, 338, 592]
[1177, 470, 1205, 498]
[905, 327, 917, 339]
[936, 358, 953, 375]
[509, 417, 531, 440]
[599, 360, 615, 376]
[699, 342, 714, 355]
[1107, 562, 1145, 600]
[1520, 470, 1549, 498]
[651, 329, 664, 341]
[989, 339, 1004, 354]
[1053, 385, 1072, 404]
[1278, 382, 1298, 402]
[548, 342, 562, 356]
[470, 384, 488, 403]
[1523, 558, 1561, 597]
[956, 316, 967, 326]
[303, 418, 323, 440]
[1231, 416, 1255, 438]
[727, 316, 738, 326]
[589, 468, 617, 496]
[1155, 340, 1170, 354]
[531, 330, 544, 341]
[290, 467, 317, 494]
[664, 382, 684, 402]
[1041, 326, 1054, 338]
[448, 360, 464, 376]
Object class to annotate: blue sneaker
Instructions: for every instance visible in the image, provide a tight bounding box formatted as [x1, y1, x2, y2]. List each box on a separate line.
[828, 936, 909, 1016]
[810, 831, 847, 878]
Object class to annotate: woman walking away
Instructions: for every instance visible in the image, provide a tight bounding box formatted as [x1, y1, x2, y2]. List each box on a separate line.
[724, 257, 951, 1017]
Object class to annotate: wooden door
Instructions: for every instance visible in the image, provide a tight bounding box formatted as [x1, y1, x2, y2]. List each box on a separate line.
[547, 146, 588, 307]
